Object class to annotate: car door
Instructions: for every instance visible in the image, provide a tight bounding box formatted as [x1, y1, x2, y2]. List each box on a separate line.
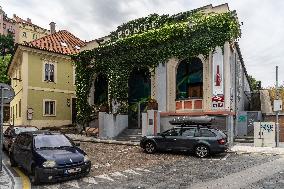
[160, 128, 181, 150]
[13, 134, 24, 164]
[21, 135, 33, 172]
[177, 128, 198, 150]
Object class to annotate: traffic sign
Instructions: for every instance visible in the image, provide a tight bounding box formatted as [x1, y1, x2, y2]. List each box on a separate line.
[0, 83, 15, 104]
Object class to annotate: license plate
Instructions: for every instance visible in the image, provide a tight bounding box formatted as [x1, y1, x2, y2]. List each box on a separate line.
[65, 167, 81, 174]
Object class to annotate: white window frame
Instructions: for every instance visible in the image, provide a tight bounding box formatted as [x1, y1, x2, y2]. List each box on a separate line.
[42, 60, 57, 83]
[43, 99, 56, 116]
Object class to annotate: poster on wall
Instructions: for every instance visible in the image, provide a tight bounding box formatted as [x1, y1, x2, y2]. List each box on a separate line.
[212, 47, 224, 109]
[212, 47, 224, 95]
[212, 95, 224, 109]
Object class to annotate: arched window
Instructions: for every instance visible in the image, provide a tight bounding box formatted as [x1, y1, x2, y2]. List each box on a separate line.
[176, 57, 203, 99]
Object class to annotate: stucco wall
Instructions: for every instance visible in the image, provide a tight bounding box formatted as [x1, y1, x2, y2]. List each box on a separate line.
[28, 54, 75, 92]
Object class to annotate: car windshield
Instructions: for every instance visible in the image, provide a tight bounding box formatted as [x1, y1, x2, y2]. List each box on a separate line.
[34, 134, 73, 149]
[14, 127, 38, 135]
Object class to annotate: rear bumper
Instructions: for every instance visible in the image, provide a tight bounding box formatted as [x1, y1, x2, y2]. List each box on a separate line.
[36, 161, 91, 183]
[210, 144, 228, 153]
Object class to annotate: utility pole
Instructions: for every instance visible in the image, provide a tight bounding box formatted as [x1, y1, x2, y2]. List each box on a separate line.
[0, 86, 3, 172]
[276, 66, 280, 147]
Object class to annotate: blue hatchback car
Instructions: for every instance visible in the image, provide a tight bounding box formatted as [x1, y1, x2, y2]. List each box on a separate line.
[10, 131, 91, 184]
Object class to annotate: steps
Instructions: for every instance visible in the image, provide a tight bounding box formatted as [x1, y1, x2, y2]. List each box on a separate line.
[116, 128, 142, 142]
[234, 136, 254, 143]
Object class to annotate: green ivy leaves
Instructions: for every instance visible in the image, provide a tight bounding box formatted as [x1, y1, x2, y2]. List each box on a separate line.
[72, 11, 241, 125]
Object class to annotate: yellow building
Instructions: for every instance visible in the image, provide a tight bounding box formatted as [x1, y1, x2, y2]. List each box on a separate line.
[8, 30, 85, 128]
[13, 14, 52, 44]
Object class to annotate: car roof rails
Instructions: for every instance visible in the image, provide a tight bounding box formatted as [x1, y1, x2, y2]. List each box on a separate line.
[169, 116, 215, 126]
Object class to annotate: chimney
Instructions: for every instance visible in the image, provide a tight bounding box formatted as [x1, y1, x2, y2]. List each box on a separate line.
[49, 22, 56, 34]
[27, 18, 32, 23]
[13, 14, 16, 18]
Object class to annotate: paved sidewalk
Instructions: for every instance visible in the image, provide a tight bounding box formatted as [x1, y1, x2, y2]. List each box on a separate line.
[190, 156, 284, 189]
[231, 143, 284, 155]
[0, 163, 14, 189]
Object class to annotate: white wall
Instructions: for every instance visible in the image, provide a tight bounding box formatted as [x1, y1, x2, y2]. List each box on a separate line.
[99, 112, 128, 139]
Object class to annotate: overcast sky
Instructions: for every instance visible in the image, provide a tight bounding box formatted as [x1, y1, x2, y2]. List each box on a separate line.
[1, 0, 283, 87]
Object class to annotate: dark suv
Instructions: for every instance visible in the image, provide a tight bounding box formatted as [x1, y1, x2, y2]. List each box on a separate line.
[10, 131, 91, 184]
[140, 126, 227, 158]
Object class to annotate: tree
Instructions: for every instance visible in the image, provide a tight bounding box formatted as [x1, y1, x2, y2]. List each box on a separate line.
[248, 75, 261, 91]
[0, 34, 15, 84]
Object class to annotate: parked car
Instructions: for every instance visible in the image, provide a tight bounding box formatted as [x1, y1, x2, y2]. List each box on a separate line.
[10, 131, 91, 184]
[140, 126, 228, 158]
[3, 126, 38, 153]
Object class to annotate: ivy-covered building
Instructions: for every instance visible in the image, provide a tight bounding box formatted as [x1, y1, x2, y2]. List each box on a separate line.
[75, 4, 251, 141]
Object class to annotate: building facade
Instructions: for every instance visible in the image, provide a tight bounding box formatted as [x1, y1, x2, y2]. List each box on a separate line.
[8, 30, 85, 128]
[83, 4, 251, 141]
[0, 6, 51, 43]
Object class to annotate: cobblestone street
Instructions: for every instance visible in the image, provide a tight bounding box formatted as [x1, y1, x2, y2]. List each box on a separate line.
[32, 153, 283, 189]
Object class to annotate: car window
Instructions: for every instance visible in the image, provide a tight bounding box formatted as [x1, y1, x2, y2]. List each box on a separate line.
[200, 129, 216, 137]
[22, 135, 33, 148]
[4, 129, 10, 136]
[163, 128, 181, 136]
[14, 127, 38, 135]
[181, 128, 196, 137]
[15, 134, 25, 145]
[34, 134, 73, 149]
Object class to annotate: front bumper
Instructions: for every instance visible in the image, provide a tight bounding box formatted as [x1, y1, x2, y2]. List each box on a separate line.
[36, 161, 91, 183]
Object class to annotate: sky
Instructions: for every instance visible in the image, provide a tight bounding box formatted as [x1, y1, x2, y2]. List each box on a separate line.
[1, 0, 283, 87]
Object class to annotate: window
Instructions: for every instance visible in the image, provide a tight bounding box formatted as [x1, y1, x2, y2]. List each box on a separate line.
[176, 57, 203, 99]
[44, 63, 55, 82]
[200, 129, 216, 137]
[181, 128, 196, 137]
[19, 100, 21, 117]
[22, 32, 27, 37]
[33, 34, 37, 39]
[15, 104, 17, 118]
[163, 128, 181, 136]
[44, 100, 56, 116]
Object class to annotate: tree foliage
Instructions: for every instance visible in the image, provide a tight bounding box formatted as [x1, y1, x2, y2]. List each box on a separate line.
[248, 75, 261, 91]
[0, 34, 14, 84]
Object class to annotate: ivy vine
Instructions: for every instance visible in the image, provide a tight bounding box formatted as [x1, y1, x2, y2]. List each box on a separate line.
[72, 11, 241, 126]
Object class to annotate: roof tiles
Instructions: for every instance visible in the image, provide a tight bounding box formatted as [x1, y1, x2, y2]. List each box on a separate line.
[24, 30, 85, 55]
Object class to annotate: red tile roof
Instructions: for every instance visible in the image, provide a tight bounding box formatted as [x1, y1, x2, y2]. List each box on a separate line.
[24, 30, 86, 55]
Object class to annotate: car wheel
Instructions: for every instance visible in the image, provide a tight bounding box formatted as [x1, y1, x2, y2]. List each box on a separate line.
[30, 166, 40, 185]
[9, 154, 17, 167]
[144, 141, 156, 154]
[195, 145, 209, 158]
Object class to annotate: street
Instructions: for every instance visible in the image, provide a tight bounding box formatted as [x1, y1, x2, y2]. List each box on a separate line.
[2, 148, 283, 189]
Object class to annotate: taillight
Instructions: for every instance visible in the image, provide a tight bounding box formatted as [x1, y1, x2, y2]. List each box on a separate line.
[217, 138, 226, 145]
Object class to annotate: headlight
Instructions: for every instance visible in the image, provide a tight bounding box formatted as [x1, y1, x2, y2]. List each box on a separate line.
[84, 155, 90, 162]
[43, 160, 56, 168]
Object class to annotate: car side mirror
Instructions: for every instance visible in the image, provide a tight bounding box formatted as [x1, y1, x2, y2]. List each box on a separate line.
[75, 143, 80, 146]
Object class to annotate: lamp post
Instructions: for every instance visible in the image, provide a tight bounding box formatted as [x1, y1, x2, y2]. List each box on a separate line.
[275, 66, 280, 147]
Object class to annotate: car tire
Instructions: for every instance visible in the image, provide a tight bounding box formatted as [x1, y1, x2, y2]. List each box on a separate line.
[9, 154, 17, 167]
[144, 141, 156, 154]
[30, 166, 40, 185]
[195, 145, 209, 158]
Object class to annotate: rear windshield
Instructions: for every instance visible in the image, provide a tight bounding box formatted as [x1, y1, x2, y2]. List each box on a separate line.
[14, 127, 38, 135]
[34, 134, 73, 149]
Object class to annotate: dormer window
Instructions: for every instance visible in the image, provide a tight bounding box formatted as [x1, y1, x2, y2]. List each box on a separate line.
[75, 45, 80, 50]
[60, 42, 67, 47]
[22, 32, 27, 37]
